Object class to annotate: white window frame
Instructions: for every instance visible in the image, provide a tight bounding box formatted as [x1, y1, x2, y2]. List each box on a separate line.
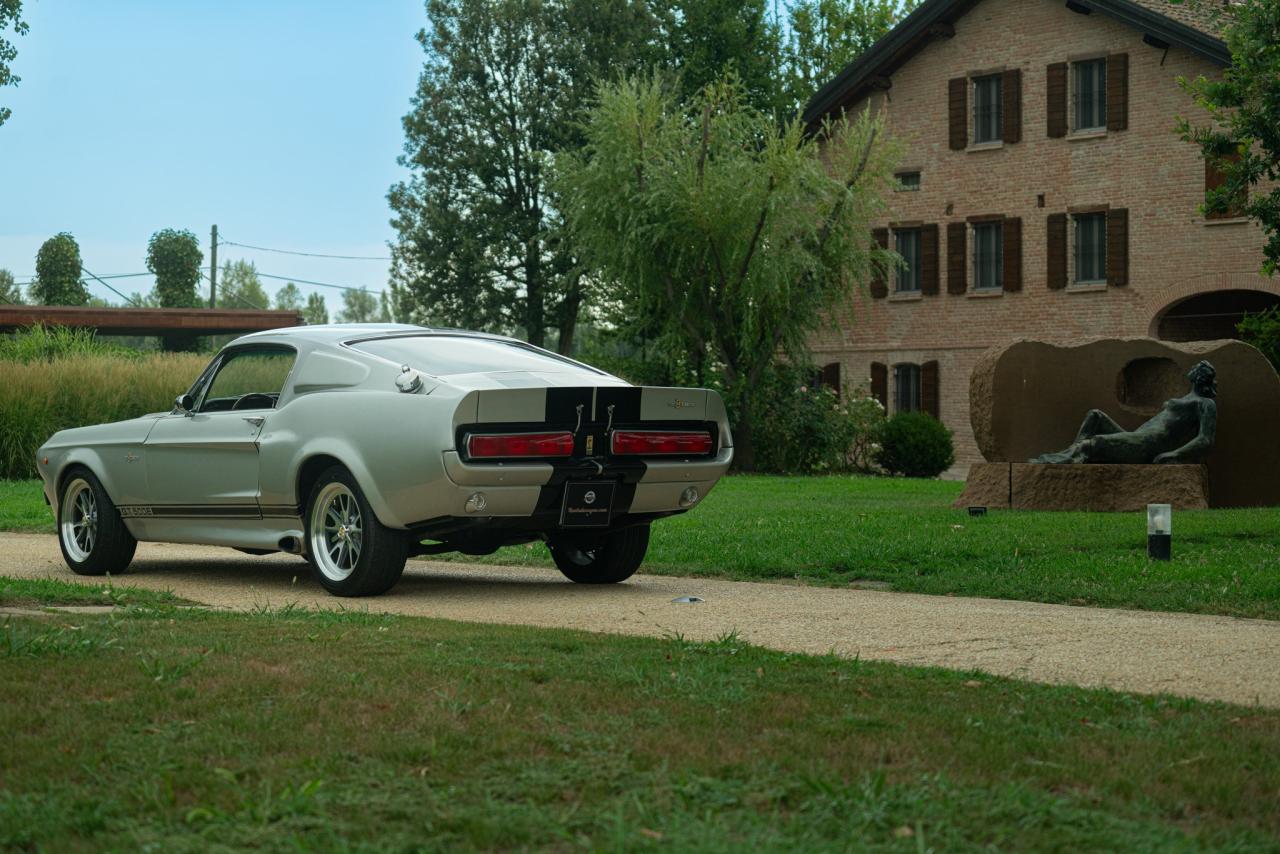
[971, 74, 1004, 144]
[1072, 212, 1107, 285]
[1071, 58, 1107, 133]
[893, 363, 921, 413]
[971, 221, 1004, 291]
[894, 228, 922, 293]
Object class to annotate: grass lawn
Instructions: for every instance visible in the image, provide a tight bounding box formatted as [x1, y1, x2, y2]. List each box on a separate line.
[2, 588, 1278, 850]
[5, 475, 1280, 618]
[0, 576, 185, 608]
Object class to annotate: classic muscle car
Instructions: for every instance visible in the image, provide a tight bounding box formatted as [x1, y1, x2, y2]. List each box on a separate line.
[37, 325, 733, 596]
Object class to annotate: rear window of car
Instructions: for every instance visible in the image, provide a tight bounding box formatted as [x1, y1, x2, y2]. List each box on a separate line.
[348, 335, 607, 378]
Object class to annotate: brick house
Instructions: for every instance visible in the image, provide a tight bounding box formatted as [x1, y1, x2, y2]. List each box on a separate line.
[803, 0, 1275, 476]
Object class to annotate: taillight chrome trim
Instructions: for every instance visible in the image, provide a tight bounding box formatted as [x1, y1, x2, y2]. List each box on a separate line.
[610, 430, 714, 456]
[464, 431, 575, 460]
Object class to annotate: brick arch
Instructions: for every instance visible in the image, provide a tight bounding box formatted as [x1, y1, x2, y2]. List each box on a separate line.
[1145, 271, 1280, 338]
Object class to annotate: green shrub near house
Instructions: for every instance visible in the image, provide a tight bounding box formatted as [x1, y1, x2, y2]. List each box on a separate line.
[877, 411, 955, 478]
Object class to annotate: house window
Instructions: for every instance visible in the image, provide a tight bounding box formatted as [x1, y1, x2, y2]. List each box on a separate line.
[972, 222, 1003, 290]
[894, 364, 920, 413]
[896, 171, 921, 191]
[894, 229, 922, 293]
[972, 75, 1003, 143]
[1072, 59, 1107, 131]
[1073, 212, 1107, 283]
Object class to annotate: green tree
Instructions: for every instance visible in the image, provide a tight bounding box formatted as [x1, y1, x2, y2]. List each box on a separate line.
[274, 282, 303, 311]
[0, 0, 27, 128]
[558, 76, 895, 469]
[217, 260, 270, 310]
[0, 268, 23, 304]
[1238, 306, 1280, 373]
[302, 292, 329, 325]
[390, 0, 664, 353]
[1178, 0, 1280, 274]
[667, 0, 779, 113]
[338, 288, 379, 323]
[779, 0, 916, 114]
[32, 232, 88, 305]
[146, 228, 203, 308]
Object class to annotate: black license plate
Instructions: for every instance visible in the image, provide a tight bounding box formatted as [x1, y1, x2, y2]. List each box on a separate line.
[560, 482, 615, 528]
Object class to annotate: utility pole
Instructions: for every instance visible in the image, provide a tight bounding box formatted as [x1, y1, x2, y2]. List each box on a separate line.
[209, 224, 218, 308]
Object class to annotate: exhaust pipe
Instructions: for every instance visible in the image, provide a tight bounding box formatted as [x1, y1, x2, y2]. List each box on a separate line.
[278, 535, 305, 555]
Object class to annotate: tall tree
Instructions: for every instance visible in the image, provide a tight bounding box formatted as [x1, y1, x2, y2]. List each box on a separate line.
[217, 260, 270, 310]
[274, 282, 303, 311]
[338, 288, 379, 323]
[1178, 0, 1280, 275]
[32, 232, 88, 306]
[390, 0, 663, 353]
[0, 0, 27, 128]
[0, 268, 23, 304]
[667, 0, 779, 113]
[778, 0, 916, 114]
[302, 292, 329, 325]
[146, 228, 203, 308]
[558, 75, 895, 468]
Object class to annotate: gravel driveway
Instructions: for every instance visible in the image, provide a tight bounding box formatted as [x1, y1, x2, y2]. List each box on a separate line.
[3, 532, 1277, 708]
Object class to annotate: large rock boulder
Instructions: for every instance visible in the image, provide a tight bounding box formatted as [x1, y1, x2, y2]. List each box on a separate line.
[969, 338, 1280, 508]
[956, 462, 1209, 511]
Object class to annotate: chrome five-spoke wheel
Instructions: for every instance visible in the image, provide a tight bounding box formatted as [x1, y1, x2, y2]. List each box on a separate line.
[60, 478, 98, 562]
[310, 482, 363, 582]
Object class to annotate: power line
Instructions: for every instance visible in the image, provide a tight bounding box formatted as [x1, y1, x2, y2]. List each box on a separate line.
[82, 267, 142, 307]
[200, 270, 267, 311]
[219, 237, 393, 262]
[255, 271, 385, 297]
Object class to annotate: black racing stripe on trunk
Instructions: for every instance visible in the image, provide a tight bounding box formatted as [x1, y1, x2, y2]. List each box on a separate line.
[596, 387, 642, 424]
[545, 387, 594, 425]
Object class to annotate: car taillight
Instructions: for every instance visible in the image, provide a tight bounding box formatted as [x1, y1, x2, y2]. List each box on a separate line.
[466, 432, 575, 459]
[611, 430, 713, 456]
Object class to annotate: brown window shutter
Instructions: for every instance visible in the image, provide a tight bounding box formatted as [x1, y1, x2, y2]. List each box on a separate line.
[1047, 213, 1067, 289]
[821, 362, 841, 399]
[946, 222, 967, 294]
[870, 362, 888, 409]
[921, 360, 940, 419]
[920, 223, 939, 295]
[1106, 207, 1128, 286]
[1046, 63, 1068, 138]
[1002, 216, 1022, 292]
[1002, 68, 1022, 144]
[948, 77, 967, 150]
[1106, 53, 1128, 132]
[870, 228, 889, 298]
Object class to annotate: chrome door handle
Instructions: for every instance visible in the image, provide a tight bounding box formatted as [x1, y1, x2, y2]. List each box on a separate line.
[242, 416, 265, 426]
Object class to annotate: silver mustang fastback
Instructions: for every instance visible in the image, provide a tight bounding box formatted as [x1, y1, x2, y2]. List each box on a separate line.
[37, 324, 733, 596]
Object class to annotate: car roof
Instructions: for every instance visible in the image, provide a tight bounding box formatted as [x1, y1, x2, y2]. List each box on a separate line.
[230, 324, 516, 347]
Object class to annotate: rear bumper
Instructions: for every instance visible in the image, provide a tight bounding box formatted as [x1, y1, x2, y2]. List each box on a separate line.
[433, 447, 732, 521]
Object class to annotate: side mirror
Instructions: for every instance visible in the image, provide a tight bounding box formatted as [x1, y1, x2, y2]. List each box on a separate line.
[174, 393, 195, 415]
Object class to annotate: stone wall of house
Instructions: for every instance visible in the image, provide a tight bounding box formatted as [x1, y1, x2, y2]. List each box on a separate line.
[809, 0, 1274, 476]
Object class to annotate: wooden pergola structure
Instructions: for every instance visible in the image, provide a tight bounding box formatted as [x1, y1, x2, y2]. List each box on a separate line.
[0, 305, 303, 337]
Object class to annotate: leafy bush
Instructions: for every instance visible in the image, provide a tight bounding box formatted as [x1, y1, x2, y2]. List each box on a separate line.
[0, 352, 208, 479]
[877, 411, 954, 478]
[748, 364, 886, 474]
[0, 325, 141, 363]
[1238, 306, 1280, 374]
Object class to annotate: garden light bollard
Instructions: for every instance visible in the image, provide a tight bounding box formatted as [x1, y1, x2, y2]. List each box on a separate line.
[1147, 504, 1172, 561]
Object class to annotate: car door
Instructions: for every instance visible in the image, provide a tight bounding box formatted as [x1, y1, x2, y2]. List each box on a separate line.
[143, 345, 296, 516]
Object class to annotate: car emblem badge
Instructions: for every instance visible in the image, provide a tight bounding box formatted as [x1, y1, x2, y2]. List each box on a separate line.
[125, 452, 138, 463]
[586, 435, 594, 455]
[584, 490, 596, 505]
[667, 398, 694, 409]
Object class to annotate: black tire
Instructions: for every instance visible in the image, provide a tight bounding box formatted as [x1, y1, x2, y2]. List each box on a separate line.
[548, 525, 649, 584]
[57, 467, 136, 576]
[305, 466, 407, 597]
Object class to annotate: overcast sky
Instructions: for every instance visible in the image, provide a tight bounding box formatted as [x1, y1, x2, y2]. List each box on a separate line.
[0, 0, 425, 309]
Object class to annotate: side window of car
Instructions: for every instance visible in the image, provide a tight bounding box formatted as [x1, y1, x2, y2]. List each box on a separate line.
[198, 348, 297, 413]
